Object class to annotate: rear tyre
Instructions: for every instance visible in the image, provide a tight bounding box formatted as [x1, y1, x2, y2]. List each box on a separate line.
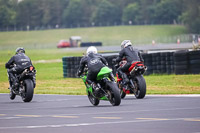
[106, 81, 121, 106]
[9, 89, 16, 100]
[21, 79, 34, 102]
[134, 75, 146, 99]
[88, 92, 99, 106]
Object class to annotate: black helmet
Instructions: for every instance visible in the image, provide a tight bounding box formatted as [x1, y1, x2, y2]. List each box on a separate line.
[16, 47, 25, 54]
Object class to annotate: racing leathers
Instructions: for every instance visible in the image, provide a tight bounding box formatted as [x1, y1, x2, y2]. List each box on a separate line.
[115, 45, 144, 84]
[77, 53, 115, 86]
[5, 53, 34, 88]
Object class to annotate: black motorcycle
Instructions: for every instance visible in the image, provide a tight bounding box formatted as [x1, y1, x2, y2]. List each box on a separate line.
[7, 66, 36, 102]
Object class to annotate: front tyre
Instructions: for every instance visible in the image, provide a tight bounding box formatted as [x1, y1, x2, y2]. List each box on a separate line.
[117, 82, 126, 99]
[88, 92, 100, 106]
[9, 89, 16, 100]
[120, 91, 126, 99]
[21, 79, 34, 102]
[106, 81, 121, 106]
[134, 75, 146, 99]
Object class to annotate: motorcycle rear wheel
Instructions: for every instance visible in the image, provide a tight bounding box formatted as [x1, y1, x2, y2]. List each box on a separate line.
[106, 81, 121, 106]
[134, 75, 146, 99]
[21, 79, 34, 102]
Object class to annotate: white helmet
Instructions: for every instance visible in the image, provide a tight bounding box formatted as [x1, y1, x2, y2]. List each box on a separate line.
[121, 40, 132, 49]
[86, 46, 98, 55]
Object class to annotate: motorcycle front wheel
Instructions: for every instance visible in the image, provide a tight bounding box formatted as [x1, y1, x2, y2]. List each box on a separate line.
[88, 92, 100, 106]
[9, 89, 16, 100]
[117, 82, 126, 99]
[21, 79, 34, 102]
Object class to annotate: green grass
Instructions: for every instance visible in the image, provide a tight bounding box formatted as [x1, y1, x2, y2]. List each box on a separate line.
[0, 25, 187, 50]
[0, 49, 83, 63]
[146, 74, 200, 94]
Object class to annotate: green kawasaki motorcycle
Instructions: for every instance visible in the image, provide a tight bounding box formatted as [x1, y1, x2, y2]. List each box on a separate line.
[81, 67, 121, 106]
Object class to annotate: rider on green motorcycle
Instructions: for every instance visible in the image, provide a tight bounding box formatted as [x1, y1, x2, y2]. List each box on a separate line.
[77, 46, 115, 92]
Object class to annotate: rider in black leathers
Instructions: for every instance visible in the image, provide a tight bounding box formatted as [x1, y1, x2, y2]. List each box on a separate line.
[113, 40, 144, 86]
[5, 47, 35, 89]
[77, 46, 115, 89]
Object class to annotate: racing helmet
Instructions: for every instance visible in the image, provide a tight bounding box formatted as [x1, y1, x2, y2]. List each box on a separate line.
[86, 46, 98, 55]
[16, 47, 25, 54]
[121, 40, 132, 49]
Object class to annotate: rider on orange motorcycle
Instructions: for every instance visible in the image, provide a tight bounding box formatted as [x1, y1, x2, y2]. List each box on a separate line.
[112, 40, 144, 88]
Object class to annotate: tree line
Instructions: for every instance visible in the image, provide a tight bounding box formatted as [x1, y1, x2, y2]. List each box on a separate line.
[0, 0, 199, 33]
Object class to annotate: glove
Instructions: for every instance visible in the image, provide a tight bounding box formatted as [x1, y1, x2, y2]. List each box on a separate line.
[91, 82, 96, 89]
[77, 70, 82, 77]
[112, 58, 117, 64]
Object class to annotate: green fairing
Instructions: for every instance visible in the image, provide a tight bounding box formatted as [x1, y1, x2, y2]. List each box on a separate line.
[97, 67, 112, 80]
[82, 75, 92, 94]
[82, 75, 87, 82]
[100, 96, 108, 100]
[81, 66, 111, 101]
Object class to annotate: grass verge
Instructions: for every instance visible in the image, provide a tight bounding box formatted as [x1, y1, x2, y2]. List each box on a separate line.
[1, 72, 200, 95]
[0, 25, 187, 49]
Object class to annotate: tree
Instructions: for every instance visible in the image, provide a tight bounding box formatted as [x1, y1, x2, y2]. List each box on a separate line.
[17, 0, 43, 29]
[62, 0, 84, 27]
[0, 0, 198, 32]
[137, 0, 157, 24]
[122, 3, 140, 24]
[0, 0, 17, 28]
[40, 0, 65, 28]
[153, 0, 182, 24]
[179, 0, 200, 33]
[92, 0, 121, 26]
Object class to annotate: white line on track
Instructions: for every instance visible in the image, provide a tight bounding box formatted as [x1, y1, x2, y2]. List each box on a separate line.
[0, 117, 21, 120]
[146, 94, 200, 97]
[54, 106, 200, 116]
[0, 107, 199, 120]
[0, 117, 199, 129]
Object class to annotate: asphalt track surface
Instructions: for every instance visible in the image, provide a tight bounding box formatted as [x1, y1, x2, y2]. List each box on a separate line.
[0, 94, 200, 133]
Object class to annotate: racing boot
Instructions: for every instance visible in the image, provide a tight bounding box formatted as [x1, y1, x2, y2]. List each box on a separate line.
[9, 74, 18, 89]
[8, 77, 12, 90]
[122, 73, 129, 85]
[109, 73, 116, 82]
[121, 73, 129, 90]
[92, 82, 100, 96]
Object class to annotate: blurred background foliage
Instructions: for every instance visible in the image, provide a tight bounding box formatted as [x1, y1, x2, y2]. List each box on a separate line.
[0, 0, 199, 33]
